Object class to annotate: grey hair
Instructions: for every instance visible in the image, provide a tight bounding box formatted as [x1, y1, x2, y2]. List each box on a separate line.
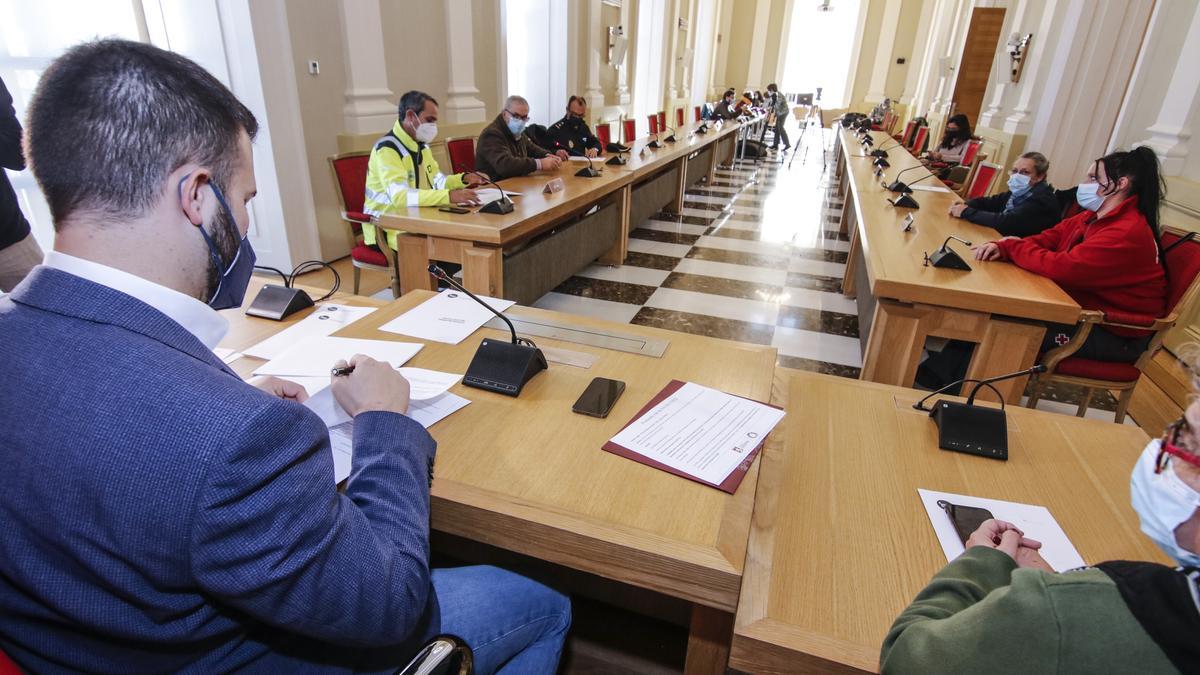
[1020, 151, 1050, 177]
[504, 95, 529, 111]
[26, 39, 258, 228]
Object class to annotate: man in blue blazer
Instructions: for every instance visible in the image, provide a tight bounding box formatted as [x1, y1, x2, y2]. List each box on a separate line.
[0, 40, 569, 673]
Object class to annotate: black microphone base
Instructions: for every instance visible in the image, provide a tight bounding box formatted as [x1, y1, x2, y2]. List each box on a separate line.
[245, 284, 314, 321]
[663, 134, 676, 143]
[930, 400, 1008, 460]
[647, 141, 662, 148]
[890, 193, 921, 209]
[575, 166, 601, 177]
[870, 149, 889, 158]
[605, 155, 627, 165]
[874, 159, 891, 169]
[463, 338, 548, 397]
[479, 199, 514, 215]
[886, 180, 913, 194]
[927, 246, 971, 270]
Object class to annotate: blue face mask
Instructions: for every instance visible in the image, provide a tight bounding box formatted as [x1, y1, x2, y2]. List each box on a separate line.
[197, 180, 256, 310]
[1076, 182, 1105, 212]
[1131, 439, 1200, 567]
[1007, 173, 1031, 196]
[506, 115, 526, 137]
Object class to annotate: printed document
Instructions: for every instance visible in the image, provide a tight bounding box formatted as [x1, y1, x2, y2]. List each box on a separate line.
[379, 289, 516, 344]
[243, 304, 377, 360]
[608, 382, 784, 486]
[253, 336, 422, 378]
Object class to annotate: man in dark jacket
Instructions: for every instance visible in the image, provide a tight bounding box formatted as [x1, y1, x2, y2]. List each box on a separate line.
[0, 75, 43, 291]
[475, 95, 569, 179]
[949, 151, 1059, 237]
[547, 95, 602, 158]
[713, 89, 740, 120]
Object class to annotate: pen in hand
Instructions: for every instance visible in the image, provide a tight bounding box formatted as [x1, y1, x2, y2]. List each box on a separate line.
[331, 365, 355, 377]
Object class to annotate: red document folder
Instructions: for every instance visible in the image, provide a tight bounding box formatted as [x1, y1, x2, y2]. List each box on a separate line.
[601, 379, 779, 494]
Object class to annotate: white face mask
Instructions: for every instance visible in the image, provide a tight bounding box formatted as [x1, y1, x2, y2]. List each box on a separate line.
[414, 122, 438, 144]
[1131, 438, 1200, 567]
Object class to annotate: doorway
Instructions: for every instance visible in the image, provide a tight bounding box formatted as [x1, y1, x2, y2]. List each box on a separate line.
[949, 7, 1006, 125]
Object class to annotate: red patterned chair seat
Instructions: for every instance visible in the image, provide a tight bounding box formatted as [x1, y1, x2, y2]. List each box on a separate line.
[1051, 357, 1141, 382]
[351, 243, 388, 267]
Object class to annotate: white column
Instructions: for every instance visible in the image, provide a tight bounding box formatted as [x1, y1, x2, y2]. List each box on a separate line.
[441, 0, 488, 124]
[583, 0, 605, 110]
[909, 0, 954, 117]
[928, 0, 973, 116]
[1137, 1, 1200, 176]
[902, 0, 937, 105]
[1003, 0, 1068, 134]
[337, 0, 396, 134]
[744, 0, 772, 90]
[977, 0, 1031, 129]
[865, 0, 904, 103]
[617, 0, 632, 105]
[666, 0, 683, 101]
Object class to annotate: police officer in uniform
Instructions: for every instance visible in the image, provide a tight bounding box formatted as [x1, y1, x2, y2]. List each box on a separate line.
[547, 96, 602, 158]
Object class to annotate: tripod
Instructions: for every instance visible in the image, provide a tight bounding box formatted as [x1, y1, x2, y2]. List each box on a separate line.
[788, 103, 827, 170]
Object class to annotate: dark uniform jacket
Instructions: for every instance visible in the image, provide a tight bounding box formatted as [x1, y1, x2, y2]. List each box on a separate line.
[962, 180, 1060, 238]
[474, 114, 554, 180]
[713, 100, 739, 120]
[546, 115, 602, 156]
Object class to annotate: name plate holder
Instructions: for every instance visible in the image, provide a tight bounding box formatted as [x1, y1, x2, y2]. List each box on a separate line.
[542, 177, 566, 194]
[901, 213, 915, 233]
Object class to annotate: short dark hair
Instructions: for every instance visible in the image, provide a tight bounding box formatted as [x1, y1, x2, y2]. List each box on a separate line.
[26, 39, 258, 228]
[567, 95, 587, 108]
[723, 89, 735, 99]
[399, 90, 438, 120]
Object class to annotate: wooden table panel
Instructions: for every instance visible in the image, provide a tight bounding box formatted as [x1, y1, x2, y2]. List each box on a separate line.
[731, 370, 1166, 674]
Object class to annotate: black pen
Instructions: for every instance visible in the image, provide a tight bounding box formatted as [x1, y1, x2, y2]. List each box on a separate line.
[330, 365, 355, 377]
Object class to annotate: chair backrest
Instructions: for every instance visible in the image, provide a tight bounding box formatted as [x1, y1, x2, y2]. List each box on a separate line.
[1054, 186, 1083, 220]
[648, 114, 659, 135]
[676, 107, 685, 127]
[966, 162, 1001, 201]
[694, 105, 702, 122]
[445, 136, 476, 174]
[0, 646, 22, 675]
[596, 122, 611, 148]
[899, 119, 917, 145]
[881, 111, 895, 133]
[657, 111, 666, 131]
[1162, 229, 1200, 315]
[328, 152, 371, 220]
[623, 118, 637, 143]
[910, 125, 929, 153]
[957, 139, 983, 167]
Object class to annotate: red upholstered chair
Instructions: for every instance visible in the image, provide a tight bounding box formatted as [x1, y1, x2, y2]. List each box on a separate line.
[328, 152, 398, 297]
[623, 118, 637, 143]
[694, 105, 702, 122]
[962, 161, 1000, 201]
[676, 107, 685, 128]
[908, 125, 929, 155]
[445, 136, 476, 174]
[1026, 229, 1200, 422]
[0, 646, 22, 675]
[929, 138, 983, 175]
[657, 111, 666, 131]
[647, 114, 659, 135]
[596, 122, 612, 148]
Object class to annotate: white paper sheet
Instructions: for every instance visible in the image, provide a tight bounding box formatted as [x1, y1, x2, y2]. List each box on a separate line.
[253, 336, 422, 378]
[213, 347, 242, 364]
[306, 388, 471, 483]
[472, 188, 521, 204]
[378, 289, 516, 345]
[918, 489, 1086, 572]
[909, 184, 952, 193]
[567, 156, 599, 162]
[608, 382, 784, 486]
[243, 304, 378, 360]
[278, 369, 459, 400]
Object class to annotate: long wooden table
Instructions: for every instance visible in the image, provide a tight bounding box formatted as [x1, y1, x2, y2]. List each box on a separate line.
[729, 370, 1166, 674]
[375, 118, 743, 299]
[219, 287, 777, 674]
[835, 129, 1080, 402]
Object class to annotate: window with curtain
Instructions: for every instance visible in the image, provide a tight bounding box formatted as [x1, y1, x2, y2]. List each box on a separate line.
[691, 0, 716, 105]
[780, 0, 863, 108]
[632, 0, 666, 129]
[503, 0, 568, 126]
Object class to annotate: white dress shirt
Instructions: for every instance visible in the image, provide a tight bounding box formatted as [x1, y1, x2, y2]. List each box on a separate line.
[42, 251, 229, 350]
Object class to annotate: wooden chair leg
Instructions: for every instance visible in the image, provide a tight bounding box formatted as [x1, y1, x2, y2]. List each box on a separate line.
[1114, 388, 1135, 425]
[352, 265, 362, 295]
[1025, 376, 1043, 410]
[1075, 387, 1093, 417]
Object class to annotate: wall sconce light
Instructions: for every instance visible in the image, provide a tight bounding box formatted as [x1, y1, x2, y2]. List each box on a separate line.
[608, 26, 627, 66]
[1007, 33, 1032, 83]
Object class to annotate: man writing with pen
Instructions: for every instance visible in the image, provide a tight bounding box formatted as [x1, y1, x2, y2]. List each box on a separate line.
[362, 90, 491, 257]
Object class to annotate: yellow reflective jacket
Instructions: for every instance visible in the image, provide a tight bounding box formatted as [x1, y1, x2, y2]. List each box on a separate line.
[362, 121, 466, 249]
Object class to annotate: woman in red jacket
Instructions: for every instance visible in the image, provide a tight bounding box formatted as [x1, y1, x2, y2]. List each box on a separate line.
[973, 146, 1167, 362]
[916, 147, 1166, 392]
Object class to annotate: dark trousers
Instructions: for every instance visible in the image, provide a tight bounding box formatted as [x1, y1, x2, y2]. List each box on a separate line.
[916, 324, 1151, 393]
[771, 119, 790, 149]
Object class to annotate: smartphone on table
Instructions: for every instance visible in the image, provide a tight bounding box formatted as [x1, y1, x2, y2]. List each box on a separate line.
[937, 500, 995, 545]
[572, 377, 626, 418]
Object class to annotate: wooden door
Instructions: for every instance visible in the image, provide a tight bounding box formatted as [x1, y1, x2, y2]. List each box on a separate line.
[950, 8, 1006, 126]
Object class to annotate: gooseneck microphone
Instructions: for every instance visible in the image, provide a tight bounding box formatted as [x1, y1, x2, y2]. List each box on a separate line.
[885, 164, 927, 193]
[575, 153, 601, 178]
[871, 139, 902, 158]
[428, 264, 547, 396]
[913, 364, 1048, 461]
[661, 125, 678, 143]
[922, 235, 973, 269]
[465, 171, 514, 214]
[648, 131, 662, 149]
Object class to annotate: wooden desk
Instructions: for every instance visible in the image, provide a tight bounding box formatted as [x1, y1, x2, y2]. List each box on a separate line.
[835, 129, 1080, 402]
[729, 370, 1166, 674]
[222, 289, 776, 674]
[375, 120, 742, 300]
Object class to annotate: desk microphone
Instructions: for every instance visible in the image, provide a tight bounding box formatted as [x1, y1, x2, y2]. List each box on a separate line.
[647, 131, 662, 149]
[574, 153, 601, 178]
[871, 139, 902, 158]
[465, 171, 514, 214]
[885, 172, 938, 208]
[605, 149, 628, 166]
[923, 235, 973, 269]
[885, 164, 928, 193]
[873, 157, 891, 169]
[661, 125, 677, 143]
[696, 122, 709, 134]
[428, 265, 546, 396]
[913, 364, 1046, 461]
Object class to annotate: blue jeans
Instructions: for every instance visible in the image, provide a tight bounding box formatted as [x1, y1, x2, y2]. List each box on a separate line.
[432, 566, 571, 674]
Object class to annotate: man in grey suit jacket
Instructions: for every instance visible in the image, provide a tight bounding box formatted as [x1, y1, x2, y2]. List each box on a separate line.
[0, 39, 568, 674]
